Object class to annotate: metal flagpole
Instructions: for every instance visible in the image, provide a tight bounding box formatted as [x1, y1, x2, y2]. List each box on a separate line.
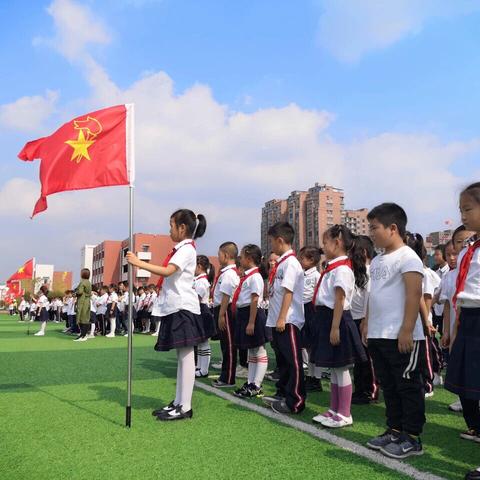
[126, 104, 135, 428]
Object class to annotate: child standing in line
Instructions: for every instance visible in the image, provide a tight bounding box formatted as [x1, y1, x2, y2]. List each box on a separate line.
[352, 235, 379, 405]
[211, 242, 240, 388]
[311, 225, 367, 428]
[105, 285, 119, 338]
[262, 222, 306, 414]
[445, 182, 480, 443]
[194, 255, 216, 378]
[363, 203, 425, 459]
[34, 286, 50, 337]
[298, 246, 323, 393]
[232, 244, 270, 398]
[127, 209, 208, 421]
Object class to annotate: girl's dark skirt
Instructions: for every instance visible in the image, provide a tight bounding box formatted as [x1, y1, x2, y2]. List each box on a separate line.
[39, 309, 49, 322]
[106, 303, 118, 319]
[154, 309, 208, 352]
[311, 306, 367, 368]
[234, 306, 272, 350]
[301, 301, 316, 349]
[90, 311, 97, 324]
[200, 303, 216, 339]
[445, 307, 480, 400]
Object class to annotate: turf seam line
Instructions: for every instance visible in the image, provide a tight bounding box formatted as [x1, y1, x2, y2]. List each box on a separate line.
[195, 381, 446, 480]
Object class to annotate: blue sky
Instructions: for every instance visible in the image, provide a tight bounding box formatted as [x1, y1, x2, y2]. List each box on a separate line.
[0, 0, 479, 280]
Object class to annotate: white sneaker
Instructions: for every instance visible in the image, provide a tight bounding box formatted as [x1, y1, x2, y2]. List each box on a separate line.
[425, 391, 434, 398]
[73, 336, 88, 342]
[87, 334, 95, 339]
[211, 362, 222, 370]
[124, 333, 129, 337]
[321, 413, 353, 428]
[433, 373, 443, 386]
[34, 331, 45, 336]
[105, 332, 115, 338]
[151, 332, 158, 336]
[449, 400, 463, 412]
[312, 410, 336, 424]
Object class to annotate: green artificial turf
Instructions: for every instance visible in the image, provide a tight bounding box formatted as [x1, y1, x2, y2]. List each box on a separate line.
[0, 314, 473, 480]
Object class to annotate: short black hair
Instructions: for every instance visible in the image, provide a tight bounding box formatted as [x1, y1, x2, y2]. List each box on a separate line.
[268, 222, 295, 245]
[298, 246, 321, 264]
[355, 235, 375, 260]
[219, 242, 238, 259]
[452, 225, 466, 243]
[434, 244, 446, 261]
[367, 203, 408, 237]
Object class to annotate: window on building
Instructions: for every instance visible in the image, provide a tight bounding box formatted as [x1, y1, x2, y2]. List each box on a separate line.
[123, 265, 128, 273]
[142, 244, 150, 252]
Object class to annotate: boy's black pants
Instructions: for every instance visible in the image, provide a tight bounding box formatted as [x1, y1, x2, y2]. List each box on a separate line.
[368, 338, 426, 436]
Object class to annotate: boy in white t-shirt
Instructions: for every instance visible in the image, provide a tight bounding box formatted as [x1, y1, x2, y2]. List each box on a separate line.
[363, 203, 425, 459]
[262, 222, 306, 414]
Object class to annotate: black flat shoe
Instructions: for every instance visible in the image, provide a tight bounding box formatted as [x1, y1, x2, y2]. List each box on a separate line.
[466, 469, 480, 480]
[152, 400, 176, 416]
[157, 405, 193, 421]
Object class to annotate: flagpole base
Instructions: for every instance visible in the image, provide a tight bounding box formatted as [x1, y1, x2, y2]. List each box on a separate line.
[126, 406, 131, 428]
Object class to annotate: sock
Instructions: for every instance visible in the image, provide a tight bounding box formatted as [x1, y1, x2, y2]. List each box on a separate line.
[334, 367, 353, 418]
[247, 350, 256, 385]
[302, 348, 309, 366]
[145, 319, 151, 332]
[155, 319, 161, 334]
[40, 321, 46, 333]
[90, 323, 95, 335]
[178, 347, 195, 412]
[174, 350, 183, 406]
[330, 369, 339, 413]
[109, 318, 116, 334]
[253, 346, 268, 388]
[308, 362, 315, 378]
[197, 341, 211, 374]
[314, 366, 323, 380]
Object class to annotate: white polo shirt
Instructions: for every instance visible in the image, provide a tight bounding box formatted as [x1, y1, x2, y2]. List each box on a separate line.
[96, 293, 108, 315]
[314, 256, 355, 310]
[303, 267, 320, 304]
[455, 240, 480, 308]
[147, 292, 157, 313]
[266, 250, 305, 330]
[368, 245, 425, 340]
[439, 269, 457, 336]
[351, 265, 371, 321]
[90, 293, 98, 313]
[67, 297, 76, 316]
[236, 268, 264, 308]
[433, 264, 449, 316]
[108, 291, 118, 305]
[157, 239, 200, 317]
[136, 292, 146, 310]
[213, 264, 240, 307]
[194, 275, 211, 305]
[37, 294, 49, 310]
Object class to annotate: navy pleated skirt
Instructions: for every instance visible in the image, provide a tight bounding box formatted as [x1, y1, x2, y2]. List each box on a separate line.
[154, 309, 208, 352]
[39, 309, 49, 322]
[301, 301, 316, 349]
[445, 307, 480, 400]
[310, 306, 367, 368]
[200, 303, 216, 339]
[234, 306, 272, 349]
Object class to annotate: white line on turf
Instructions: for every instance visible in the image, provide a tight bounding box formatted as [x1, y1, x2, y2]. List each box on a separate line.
[195, 381, 446, 480]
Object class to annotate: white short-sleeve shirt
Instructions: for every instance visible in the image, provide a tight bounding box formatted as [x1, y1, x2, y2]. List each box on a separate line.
[303, 267, 320, 304]
[37, 294, 49, 310]
[456, 240, 480, 308]
[351, 265, 371, 320]
[433, 264, 449, 316]
[67, 297, 75, 315]
[236, 268, 264, 308]
[90, 294, 98, 313]
[213, 265, 240, 307]
[151, 291, 163, 316]
[367, 245, 425, 340]
[96, 293, 108, 315]
[314, 256, 355, 310]
[194, 275, 211, 305]
[266, 250, 305, 330]
[157, 239, 200, 317]
[147, 292, 157, 313]
[108, 292, 118, 304]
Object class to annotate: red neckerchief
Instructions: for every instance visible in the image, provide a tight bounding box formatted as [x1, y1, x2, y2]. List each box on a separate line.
[312, 258, 352, 305]
[211, 265, 239, 298]
[231, 268, 260, 314]
[453, 238, 480, 309]
[268, 252, 296, 291]
[156, 241, 196, 289]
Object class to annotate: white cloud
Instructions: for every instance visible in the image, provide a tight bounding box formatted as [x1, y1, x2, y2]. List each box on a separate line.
[34, 0, 110, 62]
[0, 90, 58, 132]
[316, 0, 480, 63]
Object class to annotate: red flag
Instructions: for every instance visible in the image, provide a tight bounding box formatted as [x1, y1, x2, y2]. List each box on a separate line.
[18, 104, 134, 217]
[6, 280, 23, 297]
[8, 258, 34, 281]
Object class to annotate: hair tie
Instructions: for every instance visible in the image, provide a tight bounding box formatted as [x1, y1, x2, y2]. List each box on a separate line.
[192, 215, 199, 237]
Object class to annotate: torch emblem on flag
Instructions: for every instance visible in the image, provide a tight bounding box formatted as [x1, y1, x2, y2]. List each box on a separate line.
[65, 116, 103, 163]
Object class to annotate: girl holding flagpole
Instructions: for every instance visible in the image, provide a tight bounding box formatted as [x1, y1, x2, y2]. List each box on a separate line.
[127, 209, 207, 421]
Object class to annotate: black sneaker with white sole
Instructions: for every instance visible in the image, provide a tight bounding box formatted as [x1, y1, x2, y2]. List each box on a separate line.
[271, 399, 292, 414]
[233, 382, 250, 397]
[157, 405, 193, 421]
[366, 429, 401, 450]
[460, 428, 480, 442]
[380, 433, 423, 459]
[262, 393, 285, 406]
[152, 400, 176, 416]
